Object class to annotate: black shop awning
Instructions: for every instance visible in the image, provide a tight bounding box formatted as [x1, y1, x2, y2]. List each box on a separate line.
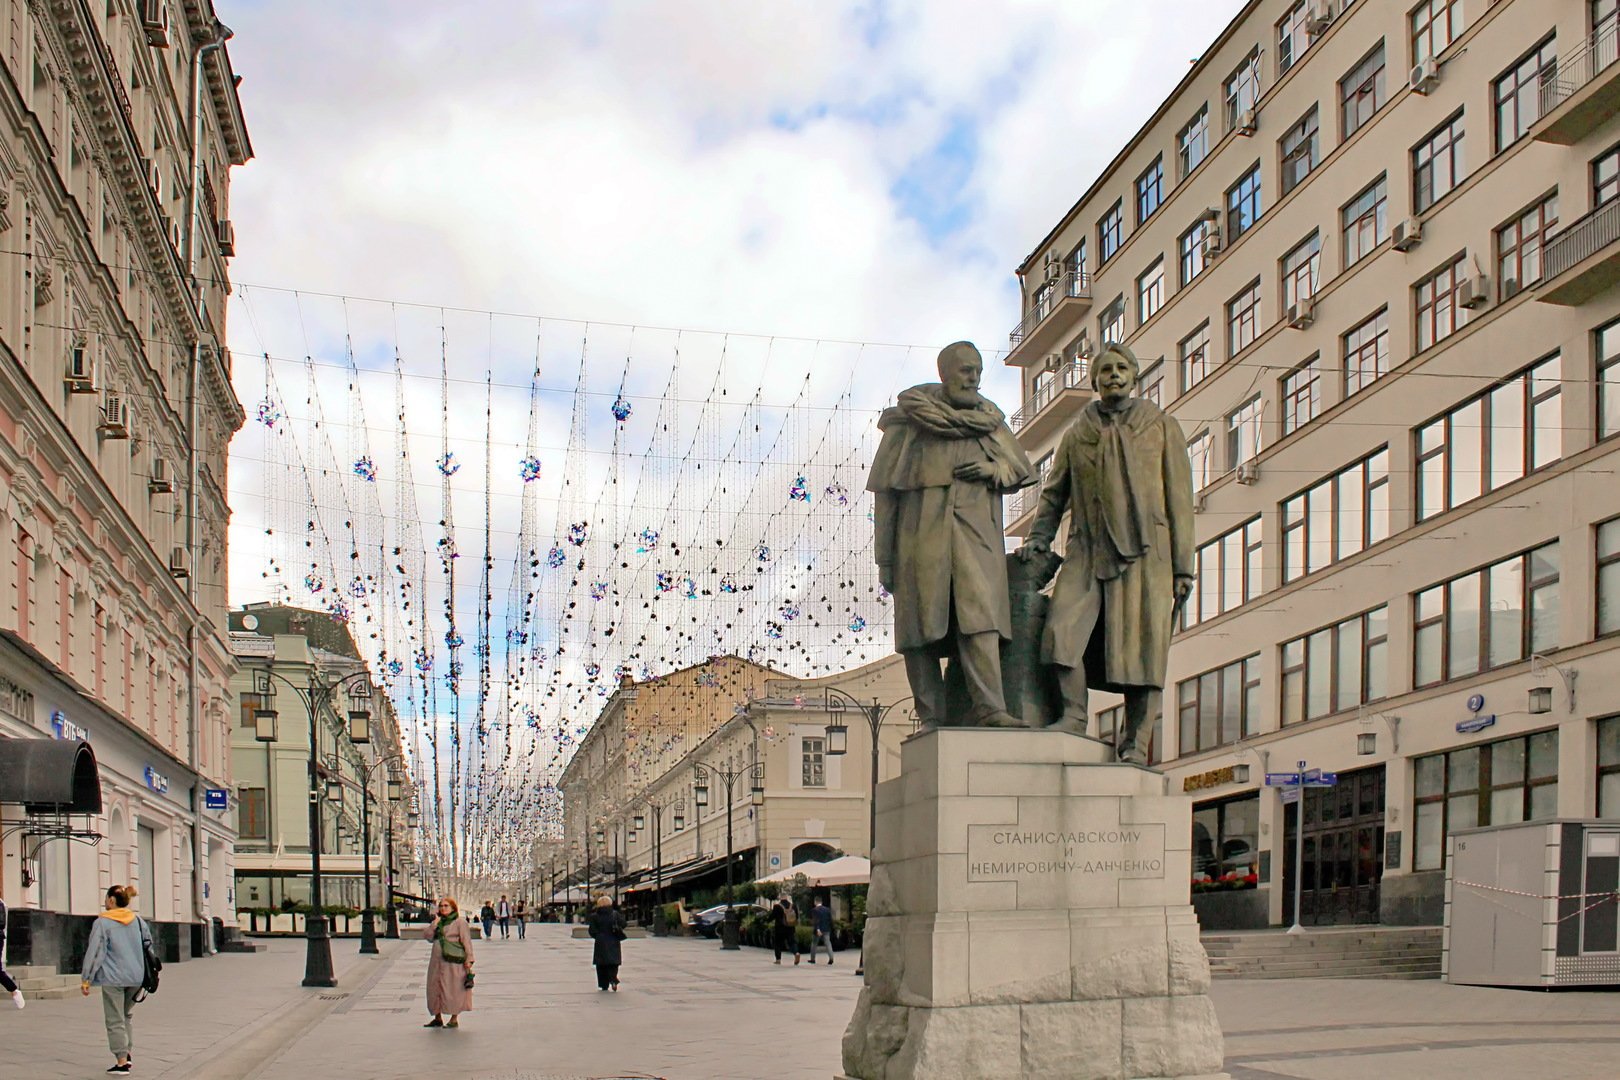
[0, 738, 102, 814]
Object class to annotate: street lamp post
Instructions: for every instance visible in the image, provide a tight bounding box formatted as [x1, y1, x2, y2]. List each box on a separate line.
[323, 752, 406, 954]
[251, 663, 378, 988]
[821, 691, 915, 857]
[693, 757, 765, 951]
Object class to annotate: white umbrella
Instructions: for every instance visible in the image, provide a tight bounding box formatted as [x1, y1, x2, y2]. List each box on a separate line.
[755, 860, 826, 885]
[755, 855, 870, 888]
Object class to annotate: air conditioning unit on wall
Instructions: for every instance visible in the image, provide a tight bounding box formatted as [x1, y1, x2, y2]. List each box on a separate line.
[142, 0, 171, 48]
[1392, 218, 1423, 252]
[99, 391, 130, 438]
[1458, 275, 1491, 309]
[1287, 297, 1316, 329]
[168, 545, 190, 579]
[1410, 58, 1440, 94]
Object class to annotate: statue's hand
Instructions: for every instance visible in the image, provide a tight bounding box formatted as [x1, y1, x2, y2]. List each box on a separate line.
[952, 461, 995, 484]
[1018, 539, 1050, 561]
[1173, 575, 1194, 605]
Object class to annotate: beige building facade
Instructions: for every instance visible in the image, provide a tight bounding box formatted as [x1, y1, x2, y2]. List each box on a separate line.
[0, 0, 249, 965]
[1004, 0, 1620, 929]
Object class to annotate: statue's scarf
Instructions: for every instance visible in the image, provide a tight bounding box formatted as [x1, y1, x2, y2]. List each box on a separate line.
[867, 384, 1034, 493]
[1083, 400, 1153, 574]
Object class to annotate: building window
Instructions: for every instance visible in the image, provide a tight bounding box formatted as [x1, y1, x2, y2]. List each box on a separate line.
[1137, 260, 1165, 325]
[1344, 307, 1391, 396]
[1068, 240, 1088, 283]
[1414, 544, 1561, 688]
[1281, 448, 1391, 582]
[1342, 175, 1388, 268]
[1184, 517, 1264, 629]
[1602, 319, 1620, 441]
[1600, 716, 1620, 816]
[1494, 36, 1558, 151]
[1415, 252, 1470, 351]
[1281, 355, 1322, 435]
[1099, 295, 1126, 345]
[1228, 278, 1263, 355]
[239, 787, 268, 841]
[1189, 430, 1214, 491]
[1178, 106, 1211, 180]
[1416, 353, 1563, 520]
[1282, 232, 1321, 311]
[1178, 655, 1261, 755]
[1413, 730, 1558, 871]
[1137, 156, 1165, 224]
[1141, 359, 1167, 406]
[1411, 0, 1464, 65]
[1280, 107, 1319, 196]
[1599, 518, 1620, 637]
[239, 692, 264, 728]
[1340, 42, 1386, 139]
[1099, 201, 1124, 263]
[1227, 164, 1263, 241]
[1224, 50, 1261, 131]
[802, 735, 826, 787]
[1179, 322, 1212, 393]
[1495, 193, 1559, 300]
[1277, 2, 1311, 75]
[1594, 142, 1620, 207]
[1179, 219, 1211, 287]
[1227, 396, 1264, 469]
[1193, 794, 1260, 891]
[1281, 607, 1389, 726]
[1413, 111, 1466, 213]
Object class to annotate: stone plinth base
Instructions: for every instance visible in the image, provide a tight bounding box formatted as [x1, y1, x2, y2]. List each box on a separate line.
[840, 728, 1228, 1080]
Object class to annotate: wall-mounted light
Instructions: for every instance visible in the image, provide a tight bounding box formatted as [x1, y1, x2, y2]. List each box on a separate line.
[1357, 732, 1377, 756]
[254, 708, 278, 742]
[1528, 685, 1554, 715]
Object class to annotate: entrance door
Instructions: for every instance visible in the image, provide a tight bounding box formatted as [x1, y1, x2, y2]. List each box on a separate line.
[1282, 765, 1385, 925]
[137, 824, 157, 916]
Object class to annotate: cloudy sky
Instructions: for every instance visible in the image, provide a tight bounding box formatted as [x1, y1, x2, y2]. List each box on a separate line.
[217, 0, 1248, 869]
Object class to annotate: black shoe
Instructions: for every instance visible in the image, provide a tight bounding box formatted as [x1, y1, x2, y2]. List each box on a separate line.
[423, 1017, 443, 1027]
[107, 1066, 131, 1075]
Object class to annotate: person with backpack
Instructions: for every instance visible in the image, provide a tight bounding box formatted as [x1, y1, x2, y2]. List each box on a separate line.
[770, 894, 800, 965]
[80, 885, 153, 1074]
[0, 895, 23, 1007]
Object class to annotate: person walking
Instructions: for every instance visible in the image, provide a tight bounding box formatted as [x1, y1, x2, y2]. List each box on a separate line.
[809, 895, 834, 965]
[771, 894, 800, 965]
[496, 894, 512, 939]
[0, 896, 23, 1008]
[586, 895, 625, 991]
[422, 898, 474, 1029]
[478, 900, 495, 940]
[80, 885, 151, 1074]
[513, 898, 527, 939]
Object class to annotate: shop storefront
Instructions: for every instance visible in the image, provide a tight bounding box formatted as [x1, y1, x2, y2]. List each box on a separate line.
[1189, 788, 1264, 930]
[1282, 764, 1386, 926]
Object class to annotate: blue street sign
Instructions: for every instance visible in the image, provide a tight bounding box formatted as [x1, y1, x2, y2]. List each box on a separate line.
[1265, 772, 1302, 786]
[204, 788, 229, 811]
[1457, 714, 1497, 734]
[1304, 771, 1338, 787]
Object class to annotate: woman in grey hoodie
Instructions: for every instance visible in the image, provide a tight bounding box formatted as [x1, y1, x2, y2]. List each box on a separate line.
[80, 885, 151, 1075]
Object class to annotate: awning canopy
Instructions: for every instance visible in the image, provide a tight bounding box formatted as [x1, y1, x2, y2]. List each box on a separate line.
[0, 739, 101, 814]
[623, 854, 714, 893]
[757, 854, 870, 887]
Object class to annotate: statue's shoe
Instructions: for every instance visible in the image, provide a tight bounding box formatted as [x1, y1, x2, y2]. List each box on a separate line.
[976, 710, 1027, 728]
[1044, 716, 1088, 736]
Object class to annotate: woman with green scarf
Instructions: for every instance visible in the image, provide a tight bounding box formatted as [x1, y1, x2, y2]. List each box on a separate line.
[421, 897, 474, 1027]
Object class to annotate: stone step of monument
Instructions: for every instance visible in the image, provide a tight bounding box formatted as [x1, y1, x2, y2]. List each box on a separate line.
[1214, 959, 1442, 980]
[1201, 927, 1439, 955]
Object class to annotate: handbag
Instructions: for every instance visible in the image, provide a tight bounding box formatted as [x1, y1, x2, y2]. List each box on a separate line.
[134, 918, 162, 1002]
[462, 971, 476, 989]
[437, 925, 468, 964]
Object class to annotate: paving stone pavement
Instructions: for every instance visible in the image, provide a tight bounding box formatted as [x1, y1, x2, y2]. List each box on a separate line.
[5, 924, 1620, 1079]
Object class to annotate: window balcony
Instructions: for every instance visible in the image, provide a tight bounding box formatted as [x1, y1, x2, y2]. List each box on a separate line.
[1009, 358, 1092, 449]
[1003, 483, 1043, 538]
[1534, 24, 1620, 145]
[1006, 270, 1091, 367]
[1538, 198, 1620, 305]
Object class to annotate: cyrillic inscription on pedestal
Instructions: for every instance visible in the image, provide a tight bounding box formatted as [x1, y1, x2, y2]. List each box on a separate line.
[966, 800, 1167, 909]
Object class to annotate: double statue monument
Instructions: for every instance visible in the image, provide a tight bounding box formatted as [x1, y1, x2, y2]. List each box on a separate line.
[841, 342, 1227, 1080]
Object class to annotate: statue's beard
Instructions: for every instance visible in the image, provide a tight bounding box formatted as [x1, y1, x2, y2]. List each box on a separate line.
[944, 385, 982, 409]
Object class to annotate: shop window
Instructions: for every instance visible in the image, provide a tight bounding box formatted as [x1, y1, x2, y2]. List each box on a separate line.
[1599, 716, 1620, 817]
[1414, 730, 1557, 870]
[1193, 794, 1260, 891]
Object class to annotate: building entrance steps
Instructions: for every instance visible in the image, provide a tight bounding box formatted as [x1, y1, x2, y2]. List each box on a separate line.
[6, 964, 83, 1000]
[1201, 925, 1441, 979]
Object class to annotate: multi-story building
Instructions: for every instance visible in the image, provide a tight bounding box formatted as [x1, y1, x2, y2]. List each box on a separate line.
[1003, 0, 1620, 930]
[227, 605, 416, 926]
[0, 0, 250, 966]
[557, 654, 913, 908]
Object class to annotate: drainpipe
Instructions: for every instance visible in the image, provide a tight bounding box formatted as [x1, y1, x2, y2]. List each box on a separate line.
[183, 18, 233, 953]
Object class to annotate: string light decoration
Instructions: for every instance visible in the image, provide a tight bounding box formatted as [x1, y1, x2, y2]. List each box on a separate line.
[226, 286, 970, 888]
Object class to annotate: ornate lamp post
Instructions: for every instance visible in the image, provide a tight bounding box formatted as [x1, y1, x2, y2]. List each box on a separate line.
[323, 751, 406, 953]
[251, 663, 377, 987]
[821, 690, 915, 856]
[693, 757, 765, 951]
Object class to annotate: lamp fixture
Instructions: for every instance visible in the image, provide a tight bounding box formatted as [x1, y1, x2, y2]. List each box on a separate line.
[633, 814, 645, 831]
[325, 778, 344, 803]
[1530, 655, 1578, 714]
[825, 719, 849, 756]
[348, 710, 371, 743]
[386, 777, 403, 802]
[1528, 685, 1554, 715]
[253, 708, 278, 742]
[1357, 732, 1377, 756]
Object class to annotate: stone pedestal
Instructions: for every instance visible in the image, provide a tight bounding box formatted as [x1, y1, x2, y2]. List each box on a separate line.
[840, 729, 1227, 1080]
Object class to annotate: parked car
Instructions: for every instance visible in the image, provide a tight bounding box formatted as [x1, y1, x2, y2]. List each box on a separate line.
[689, 902, 767, 938]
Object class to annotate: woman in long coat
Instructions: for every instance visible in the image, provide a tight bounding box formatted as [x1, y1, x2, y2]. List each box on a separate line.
[421, 897, 474, 1027]
[586, 895, 625, 991]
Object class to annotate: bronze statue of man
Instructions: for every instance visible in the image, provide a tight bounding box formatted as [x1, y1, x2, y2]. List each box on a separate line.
[1020, 343, 1195, 764]
[867, 341, 1035, 728]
